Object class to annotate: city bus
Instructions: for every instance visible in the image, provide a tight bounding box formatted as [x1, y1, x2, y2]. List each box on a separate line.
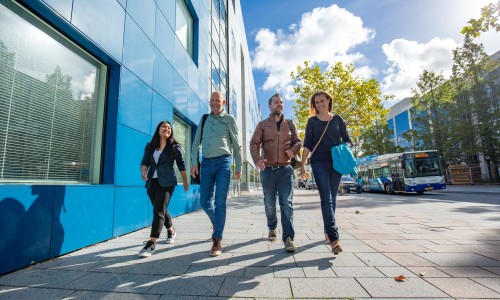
[356, 150, 446, 194]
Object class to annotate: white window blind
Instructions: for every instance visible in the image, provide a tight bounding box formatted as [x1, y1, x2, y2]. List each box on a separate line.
[0, 1, 107, 184]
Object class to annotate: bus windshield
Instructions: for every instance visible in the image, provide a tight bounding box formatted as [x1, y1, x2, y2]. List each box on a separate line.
[410, 158, 442, 177]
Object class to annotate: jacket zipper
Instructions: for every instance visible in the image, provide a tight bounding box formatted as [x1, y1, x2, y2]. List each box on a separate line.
[276, 121, 280, 164]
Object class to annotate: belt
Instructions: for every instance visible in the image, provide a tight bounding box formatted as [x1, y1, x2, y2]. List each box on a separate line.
[265, 165, 289, 170]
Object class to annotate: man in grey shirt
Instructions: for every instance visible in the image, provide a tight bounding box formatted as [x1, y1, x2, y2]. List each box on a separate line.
[191, 91, 242, 257]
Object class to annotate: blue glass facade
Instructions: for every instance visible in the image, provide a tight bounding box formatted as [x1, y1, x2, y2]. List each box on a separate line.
[0, 0, 259, 275]
[387, 97, 413, 150]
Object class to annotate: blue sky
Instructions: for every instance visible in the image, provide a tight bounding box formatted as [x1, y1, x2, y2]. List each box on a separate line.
[240, 0, 500, 118]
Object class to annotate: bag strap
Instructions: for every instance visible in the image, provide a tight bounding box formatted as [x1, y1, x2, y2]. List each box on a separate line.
[286, 119, 297, 145]
[311, 114, 332, 154]
[200, 114, 209, 143]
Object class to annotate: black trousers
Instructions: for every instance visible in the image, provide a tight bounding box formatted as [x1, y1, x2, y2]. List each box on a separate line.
[147, 179, 175, 238]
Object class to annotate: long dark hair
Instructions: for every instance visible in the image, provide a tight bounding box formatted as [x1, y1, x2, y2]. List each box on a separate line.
[147, 121, 179, 157]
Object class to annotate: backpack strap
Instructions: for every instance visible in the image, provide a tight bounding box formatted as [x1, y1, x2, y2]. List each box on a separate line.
[286, 119, 295, 135]
[200, 114, 209, 143]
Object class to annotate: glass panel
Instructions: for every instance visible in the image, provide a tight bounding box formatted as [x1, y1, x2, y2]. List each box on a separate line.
[175, 0, 193, 56]
[173, 115, 191, 184]
[0, 1, 107, 184]
[211, 62, 220, 89]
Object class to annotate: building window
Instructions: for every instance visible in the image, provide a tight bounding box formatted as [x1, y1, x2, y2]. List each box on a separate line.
[210, 0, 228, 103]
[175, 0, 194, 57]
[173, 115, 192, 184]
[0, 1, 107, 184]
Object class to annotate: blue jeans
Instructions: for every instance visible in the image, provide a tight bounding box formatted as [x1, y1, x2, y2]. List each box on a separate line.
[260, 165, 295, 242]
[311, 162, 342, 241]
[200, 155, 232, 239]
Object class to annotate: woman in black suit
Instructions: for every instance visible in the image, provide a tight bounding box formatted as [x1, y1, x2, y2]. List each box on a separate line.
[139, 121, 188, 257]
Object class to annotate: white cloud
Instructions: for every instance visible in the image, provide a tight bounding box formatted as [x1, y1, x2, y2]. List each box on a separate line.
[381, 37, 458, 102]
[251, 4, 375, 95]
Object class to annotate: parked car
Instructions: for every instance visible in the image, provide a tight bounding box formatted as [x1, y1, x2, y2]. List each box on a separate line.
[341, 176, 362, 193]
[295, 180, 307, 189]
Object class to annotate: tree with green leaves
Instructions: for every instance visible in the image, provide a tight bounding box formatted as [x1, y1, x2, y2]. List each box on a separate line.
[358, 120, 403, 156]
[461, 1, 500, 38]
[451, 36, 500, 181]
[410, 70, 455, 168]
[290, 61, 390, 157]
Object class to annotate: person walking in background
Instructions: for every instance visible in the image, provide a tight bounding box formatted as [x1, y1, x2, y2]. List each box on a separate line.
[300, 91, 353, 254]
[191, 91, 242, 257]
[139, 121, 189, 258]
[250, 93, 301, 252]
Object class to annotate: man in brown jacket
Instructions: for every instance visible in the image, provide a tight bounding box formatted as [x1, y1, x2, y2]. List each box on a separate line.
[250, 93, 302, 252]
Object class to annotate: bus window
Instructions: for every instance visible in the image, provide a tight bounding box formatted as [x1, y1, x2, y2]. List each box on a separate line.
[405, 160, 415, 177]
[415, 158, 441, 177]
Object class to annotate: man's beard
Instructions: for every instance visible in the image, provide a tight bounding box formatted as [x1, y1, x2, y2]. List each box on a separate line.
[272, 108, 282, 116]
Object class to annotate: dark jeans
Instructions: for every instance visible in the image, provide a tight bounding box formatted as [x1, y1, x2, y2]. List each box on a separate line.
[311, 162, 342, 241]
[199, 155, 232, 239]
[260, 165, 295, 242]
[147, 179, 175, 238]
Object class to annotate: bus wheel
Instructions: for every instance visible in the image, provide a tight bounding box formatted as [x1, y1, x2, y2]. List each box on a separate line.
[384, 183, 394, 195]
[416, 191, 424, 195]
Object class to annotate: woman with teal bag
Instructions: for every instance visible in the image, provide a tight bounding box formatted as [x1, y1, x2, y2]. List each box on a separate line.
[300, 91, 352, 254]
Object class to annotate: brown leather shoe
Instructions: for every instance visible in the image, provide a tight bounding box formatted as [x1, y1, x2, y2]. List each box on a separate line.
[210, 237, 222, 256]
[331, 240, 343, 254]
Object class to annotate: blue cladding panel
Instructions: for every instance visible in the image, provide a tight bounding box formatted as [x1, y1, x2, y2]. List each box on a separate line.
[115, 124, 151, 186]
[117, 0, 126, 8]
[187, 87, 199, 120]
[119, 68, 153, 134]
[174, 38, 189, 81]
[173, 70, 188, 115]
[113, 187, 149, 237]
[126, 0, 156, 42]
[41, 0, 72, 20]
[155, 9, 175, 65]
[188, 59, 199, 91]
[50, 186, 114, 256]
[168, 185, 201, 217]
[151, 92, 174, 135]
[157, 0, 175, 29]
[72, 0, 125, 62]
[123, 15, 155, 86]
[153, 49, 174, 102]
[0, 186, 53, 275]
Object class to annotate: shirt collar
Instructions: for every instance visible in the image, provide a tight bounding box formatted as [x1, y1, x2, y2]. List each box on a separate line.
[211, 110, 226, 118]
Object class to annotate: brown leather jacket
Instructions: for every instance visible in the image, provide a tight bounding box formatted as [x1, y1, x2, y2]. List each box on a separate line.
[250, 115, 302, 167]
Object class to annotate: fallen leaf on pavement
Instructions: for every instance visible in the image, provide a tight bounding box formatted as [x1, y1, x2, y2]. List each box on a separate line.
[394, 275, 406, 281]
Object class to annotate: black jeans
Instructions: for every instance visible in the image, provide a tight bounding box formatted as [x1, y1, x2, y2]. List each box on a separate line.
[147, 179, 175, 238]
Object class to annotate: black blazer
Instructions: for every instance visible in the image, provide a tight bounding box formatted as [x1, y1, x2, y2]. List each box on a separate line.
[140, 143, 186, 188]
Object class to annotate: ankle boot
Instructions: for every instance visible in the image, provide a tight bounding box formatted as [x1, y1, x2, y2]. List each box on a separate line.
[210, 237, 222, 256]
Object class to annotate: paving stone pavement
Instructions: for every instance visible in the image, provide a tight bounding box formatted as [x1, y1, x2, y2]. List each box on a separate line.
[1, 187, 499, 299]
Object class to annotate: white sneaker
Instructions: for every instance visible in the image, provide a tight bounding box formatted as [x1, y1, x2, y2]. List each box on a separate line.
[166, 228, 176, 244]
[138, 240, 155, 257]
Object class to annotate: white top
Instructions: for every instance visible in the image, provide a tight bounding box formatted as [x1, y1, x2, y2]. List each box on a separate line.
[152, 149, 162, 178]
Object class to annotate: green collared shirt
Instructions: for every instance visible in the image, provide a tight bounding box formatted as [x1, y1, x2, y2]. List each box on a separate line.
[191, 111, 242, 172]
